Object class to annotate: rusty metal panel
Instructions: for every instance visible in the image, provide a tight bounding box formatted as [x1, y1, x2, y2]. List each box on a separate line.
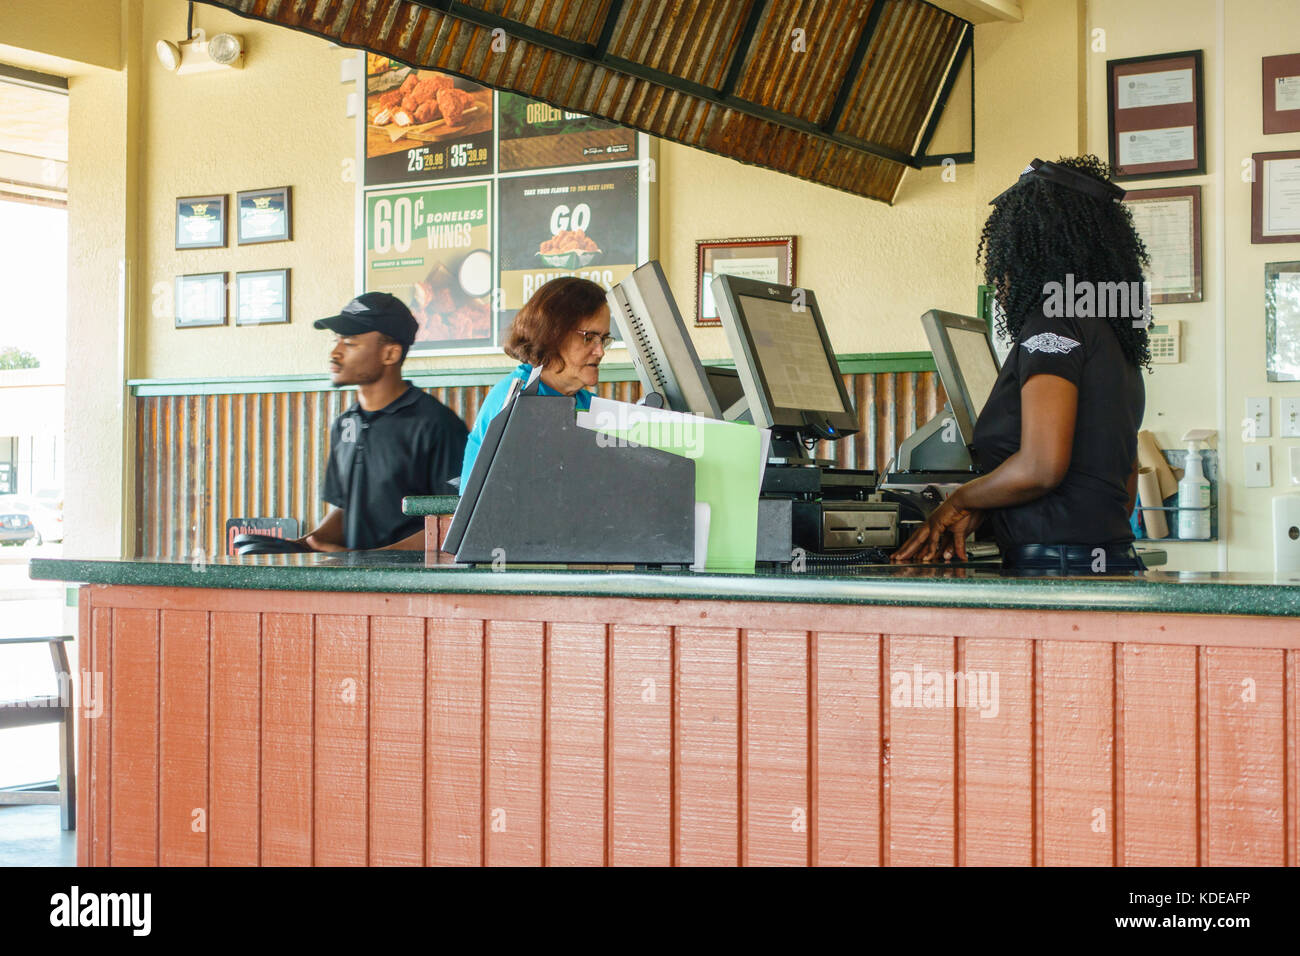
[133, 370, 940, 557]
[197, 0, 968, 203]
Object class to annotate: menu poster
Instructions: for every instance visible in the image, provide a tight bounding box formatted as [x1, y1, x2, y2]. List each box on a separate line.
[497, 92, 637, 172]
[364, 54, 493, 186]
[364, 181, 493, 350]
[496, 167, 640, 338]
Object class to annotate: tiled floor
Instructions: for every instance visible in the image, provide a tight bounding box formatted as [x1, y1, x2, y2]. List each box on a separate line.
[0, 804, 76, 867]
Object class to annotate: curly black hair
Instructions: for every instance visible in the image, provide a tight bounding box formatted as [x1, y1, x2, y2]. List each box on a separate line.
[978, 154, 1151, 370]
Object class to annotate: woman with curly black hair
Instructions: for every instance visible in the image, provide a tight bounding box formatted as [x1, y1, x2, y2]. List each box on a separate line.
[893, 155, 1151, 573]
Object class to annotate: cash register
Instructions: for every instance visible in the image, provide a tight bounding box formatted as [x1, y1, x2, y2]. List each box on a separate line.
[610, 263, 902, 561]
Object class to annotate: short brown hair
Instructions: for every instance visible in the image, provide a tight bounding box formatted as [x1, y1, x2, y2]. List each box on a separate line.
[504, 276, 608, 369]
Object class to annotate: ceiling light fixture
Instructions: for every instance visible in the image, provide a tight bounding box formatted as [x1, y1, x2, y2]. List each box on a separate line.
[207, 33, 244, 66]
[156, 40, 181, 71]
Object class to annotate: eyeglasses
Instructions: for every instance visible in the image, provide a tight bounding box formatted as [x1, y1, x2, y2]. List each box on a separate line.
[573, 329, 615, 349]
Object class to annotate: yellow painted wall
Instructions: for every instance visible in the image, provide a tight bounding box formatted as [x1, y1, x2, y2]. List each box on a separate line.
[1087, 0, 1300, 572]
[130, 0, 1083, 372]
[135, 0, 356, 379]
[0, 0, 122, 73]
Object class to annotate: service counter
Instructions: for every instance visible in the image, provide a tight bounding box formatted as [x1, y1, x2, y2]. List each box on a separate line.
[29, 553, 1300, 866]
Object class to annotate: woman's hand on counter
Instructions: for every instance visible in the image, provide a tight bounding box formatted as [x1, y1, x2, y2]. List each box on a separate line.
[891, 497, 985, 564]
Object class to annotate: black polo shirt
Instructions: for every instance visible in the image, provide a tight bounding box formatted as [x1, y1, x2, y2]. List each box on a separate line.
[321, 383, 468, 550]
[971, 308, 1145, 548]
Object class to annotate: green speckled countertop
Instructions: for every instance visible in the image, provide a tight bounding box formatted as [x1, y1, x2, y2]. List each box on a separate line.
[402, 495, 460, 516]
[27, 552, 1300, 618]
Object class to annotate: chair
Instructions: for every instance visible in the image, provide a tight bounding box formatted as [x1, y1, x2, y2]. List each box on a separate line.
[0, 635, 76, 830]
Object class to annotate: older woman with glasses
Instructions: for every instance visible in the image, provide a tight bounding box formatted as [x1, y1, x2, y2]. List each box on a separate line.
[457, 276, 613, 490]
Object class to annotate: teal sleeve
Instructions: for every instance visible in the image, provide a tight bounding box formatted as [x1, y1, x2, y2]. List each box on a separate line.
[458, 373, 517, 491]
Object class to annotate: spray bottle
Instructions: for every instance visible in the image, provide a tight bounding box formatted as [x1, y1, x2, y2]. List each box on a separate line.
[1177, 428, 1214, 539]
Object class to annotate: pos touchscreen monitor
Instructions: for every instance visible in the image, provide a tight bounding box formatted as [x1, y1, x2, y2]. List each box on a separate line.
[711, 274, 858, 444]
[921, 309, 1000, 447]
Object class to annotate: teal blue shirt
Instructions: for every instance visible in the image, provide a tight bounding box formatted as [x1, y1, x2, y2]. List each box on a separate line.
[458, 364, 593, 491]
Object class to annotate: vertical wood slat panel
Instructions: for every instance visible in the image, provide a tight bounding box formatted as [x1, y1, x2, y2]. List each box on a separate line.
[132, 370, 941, 557]
[261, 612, 314, 866]
[812, 631, 880, 866]
[426, 619, 485, 866]
[158, 609, 209, 866]
[1039, 641, 1114, 865]
[313, 614, 368, 866]
[485, 620, 545, 866]
[210, 611, 260, 866]
[962, 638, 1033, 866]
[76, 589, 93, 866]
[109, 607, 159, 866]
[90, 604, 113, 867]
[675, 626, 740, 866]
[887, 634, 956, 865]
[1120, 644, 1198, 865]
[1205, 647, 1286, 865]
[369, 616, 426, 865]
[545, 622, 607, 866]
[742, 630, 808, 866]
[609, 623, 672, 866]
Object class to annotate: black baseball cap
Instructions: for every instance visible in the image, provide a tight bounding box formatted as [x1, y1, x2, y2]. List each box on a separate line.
[314, 292, 418, 347]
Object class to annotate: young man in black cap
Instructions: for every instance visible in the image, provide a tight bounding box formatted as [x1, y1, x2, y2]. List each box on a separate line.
[295, 292, 467, 551]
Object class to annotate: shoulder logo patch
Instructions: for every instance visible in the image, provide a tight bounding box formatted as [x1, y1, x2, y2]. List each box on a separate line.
[1021, 332, 1081, 355]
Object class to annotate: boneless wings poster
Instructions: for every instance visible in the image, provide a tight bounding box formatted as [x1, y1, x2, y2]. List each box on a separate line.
[496, 167, 640, 339]
[364, 54, 492, 187]
[364, 182, 493, 351]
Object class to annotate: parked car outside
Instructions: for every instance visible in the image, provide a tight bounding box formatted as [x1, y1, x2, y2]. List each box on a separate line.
[0, 497, 37, 546]
[0, 495, 60, 545]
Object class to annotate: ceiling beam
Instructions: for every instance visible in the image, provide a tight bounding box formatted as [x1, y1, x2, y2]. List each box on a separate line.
[926, 0, 1022, 23]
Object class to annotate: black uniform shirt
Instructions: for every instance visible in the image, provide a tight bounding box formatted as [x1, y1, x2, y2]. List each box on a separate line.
[971, 309, 1144, 548]
[321, 383, 468, 550]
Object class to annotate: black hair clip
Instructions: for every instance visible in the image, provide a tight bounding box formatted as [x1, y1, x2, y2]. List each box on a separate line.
[989, 158, 1126, 205]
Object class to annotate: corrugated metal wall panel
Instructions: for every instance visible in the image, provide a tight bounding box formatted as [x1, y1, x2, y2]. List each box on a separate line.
[201, 0, 969, 203]
[133, 369, 942, 557]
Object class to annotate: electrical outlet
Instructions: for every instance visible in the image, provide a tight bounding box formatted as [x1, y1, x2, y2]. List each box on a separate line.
[1247, 397, 1271, 438]
[1245, 444, 1271, 488]
[1282, 398, 1300, 438]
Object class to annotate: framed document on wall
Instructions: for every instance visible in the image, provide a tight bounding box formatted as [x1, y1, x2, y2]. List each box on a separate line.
[1108, 51, 1205, 180]
[695, 236, 797, 326]
[1266, 261, 1300, 382]
[1263, 53, 1300, 135]
[1252, 150, 1300, 244]
[1123, 185, 1202, 303]
[175, 273, 228, 328]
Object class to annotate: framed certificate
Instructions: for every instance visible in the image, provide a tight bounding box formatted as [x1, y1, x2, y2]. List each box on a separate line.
[175, 273, 228, 328]
[1263, 53, 1300, 135]
[1252, 150, 1300, 244]
[1265, 261, 1300, 382]
[236, 186, 292, 244]
[695, 236, 797, 326]
[235, 269, 290, 326]
[1123, 186, 1202, 304]
[1108, 51, 1205, 180]
[175, 195, 226, 249]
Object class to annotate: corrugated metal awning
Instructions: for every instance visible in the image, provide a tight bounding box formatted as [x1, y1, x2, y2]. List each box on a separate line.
[198, 0, 973, 204]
